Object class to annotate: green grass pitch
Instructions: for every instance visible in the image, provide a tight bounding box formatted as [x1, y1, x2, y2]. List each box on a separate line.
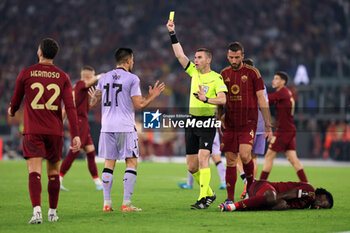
[0, 160, 349, 233]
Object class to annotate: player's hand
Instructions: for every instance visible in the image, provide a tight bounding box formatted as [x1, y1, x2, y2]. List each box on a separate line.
[149, 80, 165, 97]
[219, 114, 225, 136]
[194, 85, 207, 102]
[96, 73, 105, 80]
[7, 107, 14, 117]
[88, 85, 97, 98]
[70, 136, 81, 153]
[264, 124, 273, 142]
[166, 20, 175, 32]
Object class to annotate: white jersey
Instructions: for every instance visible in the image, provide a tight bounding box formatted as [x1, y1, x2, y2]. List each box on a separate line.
[96, 68, 141, 132]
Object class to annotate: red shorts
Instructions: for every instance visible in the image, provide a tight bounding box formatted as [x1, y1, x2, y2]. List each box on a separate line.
[23, 134, 63, 162]
[70, 120, 93, 148]
[220, 125, 256, 153]
[249, 181, 277, 197]
[268, 131, 296, 152]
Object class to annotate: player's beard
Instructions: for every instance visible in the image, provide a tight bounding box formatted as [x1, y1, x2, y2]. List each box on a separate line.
[231, 61, 241, 70]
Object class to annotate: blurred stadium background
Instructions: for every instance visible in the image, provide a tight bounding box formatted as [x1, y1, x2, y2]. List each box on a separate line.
[1, 0, 350, 161]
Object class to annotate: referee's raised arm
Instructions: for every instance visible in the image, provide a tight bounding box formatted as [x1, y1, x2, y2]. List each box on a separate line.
[166, 20, 189, 69]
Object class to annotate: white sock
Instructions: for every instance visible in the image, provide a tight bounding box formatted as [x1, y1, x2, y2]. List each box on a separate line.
[94, 177, 102, 185]
[122, 200, 131, 206]
[33, 206, 41, 214]
[59, 176, 63, 184]
[104, 200, 112, 207]
[228, 204, 236, 211]
[48, 208, 56, 215]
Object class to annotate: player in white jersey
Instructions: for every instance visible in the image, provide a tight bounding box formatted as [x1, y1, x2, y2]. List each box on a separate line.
[89, 48, 165, 212]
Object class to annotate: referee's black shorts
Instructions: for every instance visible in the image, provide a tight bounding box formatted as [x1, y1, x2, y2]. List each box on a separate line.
[185, 116, 217, 155]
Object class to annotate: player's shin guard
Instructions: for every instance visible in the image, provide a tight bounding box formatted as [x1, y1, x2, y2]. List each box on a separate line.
[215, 161, 226, 184]
[199, 168, 212, 200]
[29, 172, 42, 207]
[235, 195, 268, 210]
[59, 150, 79, 176]
[48, 174, 60, 209]
[297, 169, 308, 183]
[102, 168, 114, 201]
[87, 151, 98, 178]
[225, 166, 237, 201]
[123, 168, 137, 201]
[260, 171, 270, 180]
[243, 159, 254, 188]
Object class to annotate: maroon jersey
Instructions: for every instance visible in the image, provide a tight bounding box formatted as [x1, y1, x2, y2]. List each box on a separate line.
[72, 80, 89, 120]
[221, 64, 265, 128]
[271, 181, 315, 209]
[268, 87, 296, 133]
[10, 63, 79, 137]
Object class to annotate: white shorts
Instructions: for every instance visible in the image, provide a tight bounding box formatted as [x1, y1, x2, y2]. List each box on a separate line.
[98, 132, 139, 160]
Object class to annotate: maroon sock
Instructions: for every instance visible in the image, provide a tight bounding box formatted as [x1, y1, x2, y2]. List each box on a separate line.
[297, 169, 308, 183]
[59, 150, 79, 177]
[48, 174, 60, 209]
[87, 151, 98, 178]
[236, 195, 268, 210]
[29, 172, 42, 207]
[243, 159, 254, 188]
[260, 171, 270, 180]
[226, 166, 237, 201]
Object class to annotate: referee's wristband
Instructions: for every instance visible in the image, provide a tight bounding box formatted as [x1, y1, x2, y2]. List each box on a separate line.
[203, 97, 209, 103]
[169, 31, 178, 44]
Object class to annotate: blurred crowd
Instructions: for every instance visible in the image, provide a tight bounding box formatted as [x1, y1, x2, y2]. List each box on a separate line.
[1, 0, 350, 159]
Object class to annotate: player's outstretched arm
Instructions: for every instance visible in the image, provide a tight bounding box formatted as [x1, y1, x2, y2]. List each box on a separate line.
[257, 90, 273, 141]
[166, 20, 189, 69]
[85, 73, 104, 88]
[132, 80, 165, 110]
[89, 85, 102, 108]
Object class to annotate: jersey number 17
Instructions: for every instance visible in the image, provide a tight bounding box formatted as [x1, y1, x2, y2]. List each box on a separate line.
[103, 83, 122, 107]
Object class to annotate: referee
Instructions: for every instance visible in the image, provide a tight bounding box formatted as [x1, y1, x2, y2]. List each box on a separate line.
[166, 19, 227, 209]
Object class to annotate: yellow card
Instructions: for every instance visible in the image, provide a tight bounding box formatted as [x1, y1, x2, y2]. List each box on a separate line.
[169, 11, 175, 21]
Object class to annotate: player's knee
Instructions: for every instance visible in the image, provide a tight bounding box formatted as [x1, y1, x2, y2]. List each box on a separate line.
[264, 190, 277, 205]
[188, 166, 198, 174]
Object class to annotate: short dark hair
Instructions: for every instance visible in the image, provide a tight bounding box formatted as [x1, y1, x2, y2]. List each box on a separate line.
[228, 42, 244, 53]
[196, 48, 212, 59]
[114, 48, 133, 64]
[275, 71, 289, 85]
[39, 38, 59, 59]
[315, 188, 334, 209]
[243, 58, 254, 66]
[81, 65, 94, 72]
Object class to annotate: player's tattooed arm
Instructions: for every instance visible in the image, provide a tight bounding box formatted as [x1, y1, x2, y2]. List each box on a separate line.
[89, 85, 102, 108]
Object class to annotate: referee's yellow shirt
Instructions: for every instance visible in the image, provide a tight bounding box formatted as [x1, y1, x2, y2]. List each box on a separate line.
[185, 62, 228, 116]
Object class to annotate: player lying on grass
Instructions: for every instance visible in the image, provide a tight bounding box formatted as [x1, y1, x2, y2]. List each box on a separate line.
[219, 180, 333, 211]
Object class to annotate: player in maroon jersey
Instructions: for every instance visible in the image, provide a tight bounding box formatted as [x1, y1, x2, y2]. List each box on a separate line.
[59, 66, 103, 191]
[218, 42, 272, 204]
[8, 38, 81, 224]
[260, 72, 308, 183]
[219, 180, 333, 211]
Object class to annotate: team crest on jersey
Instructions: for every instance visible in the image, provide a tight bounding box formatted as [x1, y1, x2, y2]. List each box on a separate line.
[225, 77, 230, 82]
[231, 84, 240, 95]
[241, 75, 248, 83]
[250, 130, 254, 138]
